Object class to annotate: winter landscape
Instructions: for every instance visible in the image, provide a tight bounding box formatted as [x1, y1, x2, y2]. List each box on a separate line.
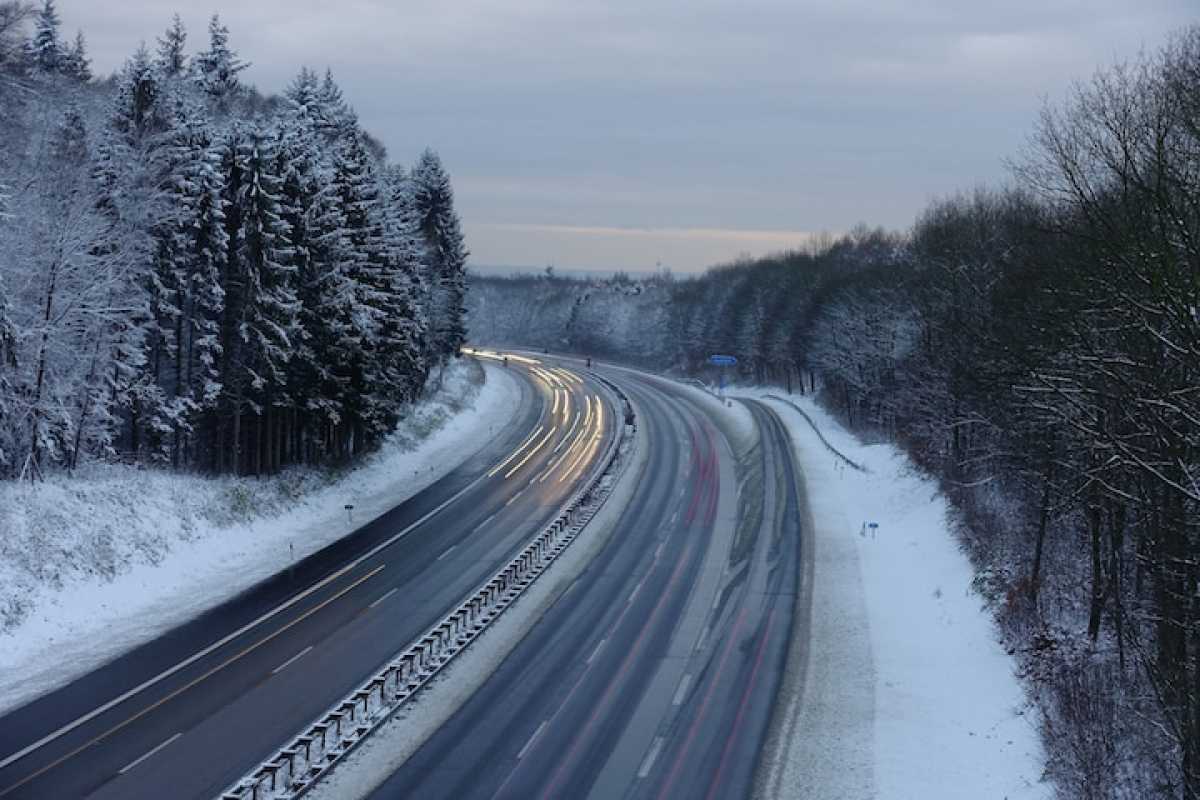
[1, 2, 1199, 799]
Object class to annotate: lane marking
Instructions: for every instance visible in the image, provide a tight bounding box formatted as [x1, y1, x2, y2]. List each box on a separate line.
[0, 564, 386, 797]
[517, 720, 548, 761]
[654, 541, 666, 560]
[703, 611, 778, 800]
[437, 544, 457, 561]
[0, 386, 560, 776]
[672, 673, 693, 706]
[638, 736, 665, 779]
[586, 638, 607, 665]
[472, 512, 497, 533]
[504, 490, 524, 507]
[117, 732, 182, 775]
[627, 579, 644, 605]
[368, 587, 398, 609]
[271, 646, 313, 676]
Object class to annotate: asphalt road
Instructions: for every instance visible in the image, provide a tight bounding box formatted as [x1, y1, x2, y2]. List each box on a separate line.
[0, 356, 618, 800]
[365, 370, 804, 800]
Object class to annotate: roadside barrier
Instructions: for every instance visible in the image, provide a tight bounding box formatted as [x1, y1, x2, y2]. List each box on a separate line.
[765, 394, 868, 473]
[219, 379, 636, 800]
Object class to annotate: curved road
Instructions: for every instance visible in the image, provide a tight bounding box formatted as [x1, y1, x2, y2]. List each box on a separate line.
[0, 355, 617, 800]
[366, 365, 804, 800]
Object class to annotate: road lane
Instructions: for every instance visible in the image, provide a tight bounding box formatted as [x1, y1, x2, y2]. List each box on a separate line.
[0, 357, 619, 800]
[365, 370, 804, 800]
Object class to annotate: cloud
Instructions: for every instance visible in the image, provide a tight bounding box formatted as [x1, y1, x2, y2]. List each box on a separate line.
[58, 0, 1197, 272]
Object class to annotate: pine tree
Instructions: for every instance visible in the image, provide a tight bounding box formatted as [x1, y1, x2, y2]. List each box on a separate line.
[329, 132, 424, 451]
[111, 44, 168, 145]
[318, 68, 356, 142]
[412, 148, 468, 363]
[216, 124, 298, 474]
[28, 0, 62, 74]
[149, 97, 227, 465]
[284, 66, 320, 112]
[62, 30, 90, 82]
[156, 13, 188, 78]
[274, 115, 357, 461]
[194, 14, 247, 110]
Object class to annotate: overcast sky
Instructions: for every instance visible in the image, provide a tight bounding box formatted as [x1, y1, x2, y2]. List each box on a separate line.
[64, 1, 1194, 272]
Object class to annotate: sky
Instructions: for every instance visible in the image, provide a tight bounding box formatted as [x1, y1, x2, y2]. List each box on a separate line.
[64, 1, 1195, 273]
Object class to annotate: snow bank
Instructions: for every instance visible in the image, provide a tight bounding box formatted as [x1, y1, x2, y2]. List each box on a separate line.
[0, 360, 521, 714]
[739, 388, 1049, 800]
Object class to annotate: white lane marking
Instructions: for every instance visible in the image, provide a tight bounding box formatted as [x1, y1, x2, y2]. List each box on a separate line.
[472, 512, 497, 533]
[696, 625, 710, 653]
[627, 579, 644, 605]
[638, 736, 665, 779]
[117, 732, 182, 775]
[505, 489, 524, 507]
[654, 540, 667, 560]
[368, 587, 398, 609]
[586, 638, 607, 665]
[0, 402, 544, 773]
[517, 720, 548, 760]
[672, 673, 693, 706]
[437, 544, 457, 561]
[271, 645, 314, 676]
[669, 510, 679, 525]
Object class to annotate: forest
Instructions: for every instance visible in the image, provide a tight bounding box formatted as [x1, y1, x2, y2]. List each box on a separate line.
[0, 1, 468, 479]
[471, 28, 1200, 800]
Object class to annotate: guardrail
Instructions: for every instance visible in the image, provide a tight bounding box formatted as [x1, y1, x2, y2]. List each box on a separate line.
[764, 394, 868, 473]
[218, 380, 636, 800]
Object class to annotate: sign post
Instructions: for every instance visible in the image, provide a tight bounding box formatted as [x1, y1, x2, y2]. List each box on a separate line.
[708, 354, 737, 398]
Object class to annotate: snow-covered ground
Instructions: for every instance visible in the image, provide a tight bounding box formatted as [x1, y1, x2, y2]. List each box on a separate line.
[0, 360, 521, 715]
[742, 388, 1050, 800]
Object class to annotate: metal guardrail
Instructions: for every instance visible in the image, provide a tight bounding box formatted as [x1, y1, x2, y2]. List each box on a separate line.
[218, 380, 636, 800]
[764, 394, 868, 473]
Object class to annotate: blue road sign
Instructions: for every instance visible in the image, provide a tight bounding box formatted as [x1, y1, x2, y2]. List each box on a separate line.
[709, 354, 737, 366]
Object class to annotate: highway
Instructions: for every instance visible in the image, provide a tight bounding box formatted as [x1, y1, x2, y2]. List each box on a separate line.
[0, 355, 618, 799]
[364, 365, 805, 800]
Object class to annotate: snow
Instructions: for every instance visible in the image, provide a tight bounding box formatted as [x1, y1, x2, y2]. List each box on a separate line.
[306, 405, 648, 800]
[739, 388, 1050, 800]
[0, 360, 521, 715]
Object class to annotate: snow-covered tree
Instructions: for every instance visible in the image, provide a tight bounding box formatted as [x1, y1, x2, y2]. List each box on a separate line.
[411, 148, 468, 364]
[194, 14, 246, 110]
[61, 29, 89, 82]
[27, 0, 62, 74]
[216, 123, 298, 473]
[156, 13, 187, 78]
[110, 44, 168, 144]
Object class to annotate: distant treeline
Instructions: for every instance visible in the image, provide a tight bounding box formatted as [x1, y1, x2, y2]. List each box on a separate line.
[0, 2, 468, 478]
[471, 28, 1200, 800]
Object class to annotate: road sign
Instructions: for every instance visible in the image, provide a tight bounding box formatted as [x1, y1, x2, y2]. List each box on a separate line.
[709, 354, 737, 366]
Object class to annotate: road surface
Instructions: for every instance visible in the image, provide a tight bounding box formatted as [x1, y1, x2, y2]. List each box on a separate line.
[364, 365, 804, 800]
[0, 357, 617, 799]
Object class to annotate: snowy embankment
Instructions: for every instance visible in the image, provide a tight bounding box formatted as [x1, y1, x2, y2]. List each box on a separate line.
[741, 389, 1049, 800]
[0, 360, 521, 715]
